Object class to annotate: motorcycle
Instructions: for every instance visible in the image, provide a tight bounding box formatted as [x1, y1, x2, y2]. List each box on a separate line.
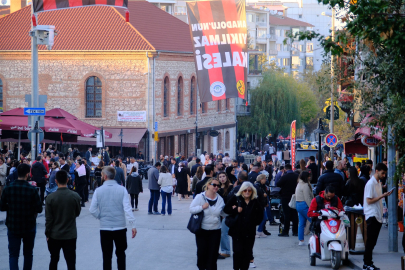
[308, 208, 349, 269]
[138, 164, 152, 180]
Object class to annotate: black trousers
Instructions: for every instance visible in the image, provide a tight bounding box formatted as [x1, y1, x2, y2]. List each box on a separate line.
[281, 197, 298, 235]
[232, 234, 255, 270]
[37, 183, 46, 203]
[47, 238, 76, 270]
[75, 184, 86, 206]
[195, 229, 221, 270]
[364, 217, 382, 266]
[84, 179, 89, 201]
[130, 194, 139, 208]
[100, 229, 127, 270]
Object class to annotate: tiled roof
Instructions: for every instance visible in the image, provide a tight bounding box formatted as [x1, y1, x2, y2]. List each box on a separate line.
[269, 15, 314, 27]
[119, 1, 193, 52]
[0, 5, 154, 51]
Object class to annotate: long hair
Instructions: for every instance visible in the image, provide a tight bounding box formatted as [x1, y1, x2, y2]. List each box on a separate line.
[236, 181, 258, 200]
[160, 165, 167, 173]
[196, 166, 204, 180]
[349, 167, 362, 187]
[299, 171, 311, 183]
[299, 159, 306, 170]
[217, 172, 231, 197]
[97, 160, 104, 168]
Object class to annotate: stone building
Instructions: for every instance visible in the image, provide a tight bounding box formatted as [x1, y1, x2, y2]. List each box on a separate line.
[0, 1, 237, 160]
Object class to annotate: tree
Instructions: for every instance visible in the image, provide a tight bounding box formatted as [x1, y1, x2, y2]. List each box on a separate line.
[238, 70, 302, 146]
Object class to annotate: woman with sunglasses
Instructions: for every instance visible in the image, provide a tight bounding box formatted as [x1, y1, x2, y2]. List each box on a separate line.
[217, 172, 233, 259]
[224, 181, 263, 270]
[190, 178, 225, 270]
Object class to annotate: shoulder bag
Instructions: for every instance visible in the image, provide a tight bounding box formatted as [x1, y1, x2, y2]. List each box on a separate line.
[225, 197, 240, 228]
[289, 194, 296, 209]
[187, 195, 207, 234]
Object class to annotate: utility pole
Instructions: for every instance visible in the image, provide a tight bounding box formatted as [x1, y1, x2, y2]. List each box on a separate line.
[329, 7, 335, 159]
[387, 127, 398, 252]
[30, 6, 39, 155]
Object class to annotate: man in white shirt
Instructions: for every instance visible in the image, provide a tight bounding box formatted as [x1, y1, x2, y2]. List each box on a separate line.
[126, 157, 139, 175]
[363, 163, 393, 270]
[89, 166, 137, 270]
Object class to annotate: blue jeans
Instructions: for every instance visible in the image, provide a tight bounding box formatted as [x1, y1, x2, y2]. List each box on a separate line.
[160, 190, 172, 215]
[296, 201, 311, 241]
[8, 227, 36, 270]
[148, 189, 160, 213]
[220, 218, 231, 254]
[257, 208, 268, 232]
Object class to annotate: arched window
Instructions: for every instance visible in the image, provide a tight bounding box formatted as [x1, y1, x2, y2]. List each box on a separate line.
[86, 76, 102, 118]
[217, 101, 221, 112]
[190, 77, 195, 115]
[225, 98, 229, 111]
[164, 77, 169, 117]
[202, 102, 207, 113]
[0, 78, 3, 111]
[177, 77, 183, 116]
[225, 131, 230, 150]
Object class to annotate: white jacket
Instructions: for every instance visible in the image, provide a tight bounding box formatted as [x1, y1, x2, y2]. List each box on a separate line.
[158, 172, 173, 187]
[190, 192, 225, 230]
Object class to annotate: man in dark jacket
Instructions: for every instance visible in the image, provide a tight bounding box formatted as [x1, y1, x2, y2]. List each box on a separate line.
[191, 158, 201, 177]
[248, 163, 260, 184]
[1, 164, 43, 270]
[307, 156, 318, 184]
[265, 160, 274, 181]
[31, 155, 48, 205]
[237, 153, 245, 166]
[195, 165, 214, 195]
[276, 164, 298, 237]
[114, 160, 125, 187]
[315, 160, 345, 198]
[147, 162, 161, 214]
[84, 160, 91, 201]
[85, 147, 92, 165]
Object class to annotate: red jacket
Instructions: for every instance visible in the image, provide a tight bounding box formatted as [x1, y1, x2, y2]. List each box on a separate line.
[307, 191, 344, 218]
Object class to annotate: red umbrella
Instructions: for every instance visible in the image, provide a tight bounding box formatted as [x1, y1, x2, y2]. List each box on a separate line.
[46, 108, 112, 138]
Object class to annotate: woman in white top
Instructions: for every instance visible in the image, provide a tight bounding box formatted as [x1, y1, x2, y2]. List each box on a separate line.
[158, 166, 173, 216]
[190, 178, 225, 270]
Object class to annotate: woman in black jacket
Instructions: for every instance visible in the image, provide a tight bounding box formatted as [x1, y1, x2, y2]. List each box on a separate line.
[344, 167, 365, 206]
[126, 166, 143, 211]
[224, 182, 263, 270]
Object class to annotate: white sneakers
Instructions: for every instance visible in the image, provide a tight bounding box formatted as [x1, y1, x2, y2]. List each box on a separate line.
[255, 231, 267, 238]
[298, 241, 306, 246]
[249, 262, 257, 268]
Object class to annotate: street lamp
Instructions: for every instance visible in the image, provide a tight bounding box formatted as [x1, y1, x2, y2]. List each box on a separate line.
[322, 9, 336, 159]
[314, 118, 328, 178]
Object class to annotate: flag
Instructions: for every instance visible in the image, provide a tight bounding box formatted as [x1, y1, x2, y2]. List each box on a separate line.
[186, 0, 247, 103]
[33, 0, 128, 13]
[60, 132, 63, 143]
[291, 120, 296, 170]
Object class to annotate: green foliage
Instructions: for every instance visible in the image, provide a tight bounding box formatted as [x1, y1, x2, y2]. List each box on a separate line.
[238, 71, 302, 138]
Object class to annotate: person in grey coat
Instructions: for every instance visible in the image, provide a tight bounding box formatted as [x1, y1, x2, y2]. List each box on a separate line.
[147, 162, 161, 215]
[114, 160, 125, 187]
[126, 167, 143, 211]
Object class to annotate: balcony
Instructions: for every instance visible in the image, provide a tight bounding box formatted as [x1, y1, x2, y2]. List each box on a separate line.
[256, 37, 267, 43]
[248, 69, 262, 75]
[292, 50, 300, 55]
[292, 64, 300, 70]
[268, 50, 278, 55]
[236, 105, 251, 116]
[256, 22, 267, 27]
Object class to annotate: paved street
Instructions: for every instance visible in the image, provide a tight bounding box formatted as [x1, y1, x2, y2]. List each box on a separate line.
[0, 180, 396, 270]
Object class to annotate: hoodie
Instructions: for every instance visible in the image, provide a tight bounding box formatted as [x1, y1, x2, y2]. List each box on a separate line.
[126, 171, 143, 195]
[307, 191, 344, 218]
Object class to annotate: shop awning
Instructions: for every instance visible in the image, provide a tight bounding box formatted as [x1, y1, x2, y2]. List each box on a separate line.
[344, 139, 368, 155]
[75, 128, 147, 147]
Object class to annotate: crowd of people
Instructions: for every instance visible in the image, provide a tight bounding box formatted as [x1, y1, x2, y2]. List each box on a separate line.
[0, 142, 397, 270]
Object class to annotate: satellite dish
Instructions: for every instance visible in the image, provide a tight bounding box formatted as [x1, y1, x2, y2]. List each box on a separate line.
[1, 0, 7, 5]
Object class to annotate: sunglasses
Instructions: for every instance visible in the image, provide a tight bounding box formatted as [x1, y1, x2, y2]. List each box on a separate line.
[211, 183, 220, 188]
[243, 189, 252, 193]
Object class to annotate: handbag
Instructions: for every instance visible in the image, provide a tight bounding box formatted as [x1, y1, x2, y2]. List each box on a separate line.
[225, 197, 240, 228]
[187, 195, 207, 234]
[289, 194, 296, 209]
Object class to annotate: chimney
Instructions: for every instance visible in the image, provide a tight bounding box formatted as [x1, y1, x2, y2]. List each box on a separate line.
[10, 0, 26, 13]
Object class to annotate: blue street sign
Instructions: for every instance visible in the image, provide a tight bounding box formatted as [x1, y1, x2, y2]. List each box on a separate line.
[155, 121, 158, 131]
[325, 133, 338, 148]
[24, 107, 46, 116]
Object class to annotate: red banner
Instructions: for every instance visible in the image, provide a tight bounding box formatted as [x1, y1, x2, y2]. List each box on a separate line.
[186, 0, 247, 102]
[291, 120, 296, 170]
[33, 0, 127, 13]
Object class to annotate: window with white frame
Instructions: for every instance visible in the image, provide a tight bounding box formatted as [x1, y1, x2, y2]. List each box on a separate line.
[307, 43, 313, 52]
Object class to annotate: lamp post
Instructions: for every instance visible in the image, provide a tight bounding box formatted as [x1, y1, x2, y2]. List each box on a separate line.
[322, 9, 336, 159]
[118, 128, 123, 158]
[313, 118, 328, 178]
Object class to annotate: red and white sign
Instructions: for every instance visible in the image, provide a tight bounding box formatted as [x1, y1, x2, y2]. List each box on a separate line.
[361, 136, 379, 147]
[325, 133, 338, 148]
[291, 120, 296, 170]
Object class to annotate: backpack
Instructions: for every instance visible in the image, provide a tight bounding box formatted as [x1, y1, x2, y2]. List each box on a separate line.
[6, 170, 17, 186]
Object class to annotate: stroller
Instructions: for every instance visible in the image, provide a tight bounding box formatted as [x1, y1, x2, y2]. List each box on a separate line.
[269, 186, 284, 233]
[45, 182, 58, 199]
